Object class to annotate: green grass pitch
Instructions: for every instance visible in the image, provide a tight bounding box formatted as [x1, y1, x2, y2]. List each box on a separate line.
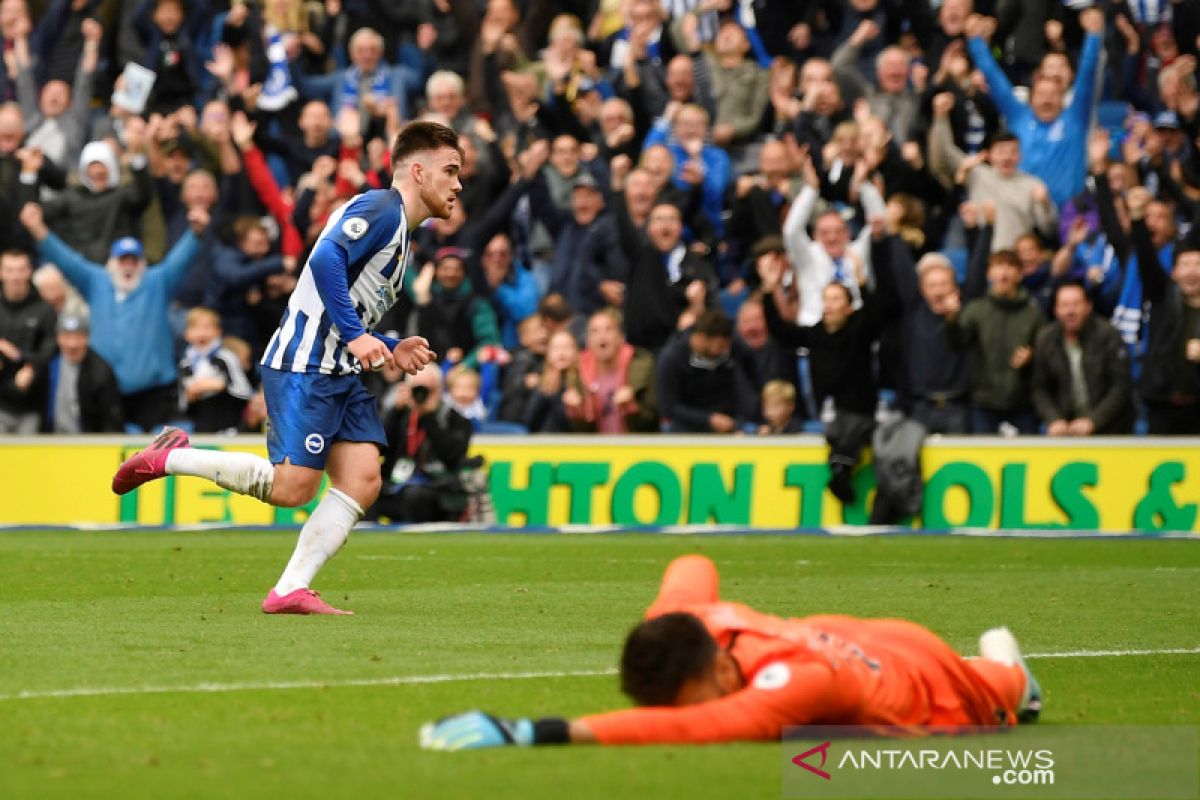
[1, 531, 1197, 799]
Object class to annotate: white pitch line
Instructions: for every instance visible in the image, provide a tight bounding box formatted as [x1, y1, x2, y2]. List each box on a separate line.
[2, 647, 1197, 703]
[0, 668, 618, 702]
[1024, 646, 1200, 659]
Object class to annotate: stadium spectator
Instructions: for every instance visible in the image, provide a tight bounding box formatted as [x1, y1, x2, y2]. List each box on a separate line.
[446, 364, 488, 425]
[292, 27, 402, 125]
[135, 0, 203, 117]
[1, 0, 1189, 445]
[523, 328, 584, 434]
[405, 246, 501, 371]
[921, 38, 1000, 157]
[0, 103, 46, 254]
[21, 201, 208, 432]
[496, 313, 548, 426]
[946, 246, 1045, 436]
[928, 95, 1058, 252]
[478, 232, 539, 351]
[41, 311, 123, 434]
[179, 307, 254, 434]
[758, 239, 880, 501]
[207, 216, 291, 352]
[537, 292, 586, 346]
[783, 144, 884, 326]
[615, 193, 717, 354]
[731, 278, 800, 401]
[1127, 187, 1200, 434]
[13, 15, 99, 171]
[254, 100, 341, 184]
[833, 23, 918, 145]
[1032, 282, 1135, 436]
[757, 380, 801, 435]
[964, 8, 1105, 209]
[675, 15, 768, 165]
[42, 134, 154, 265]
[568, 308, 657, 434]
[0, 247, 55, 433]
[642, 103, 729, 237]
[31, 264, 84, 317]
[728, 141, 803, 258]
[367, 363, 474, 523]
[656, 310, 755, 434]
[872, 207, 993, 434]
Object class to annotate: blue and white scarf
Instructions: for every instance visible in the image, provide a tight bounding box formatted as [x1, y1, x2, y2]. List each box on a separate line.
[341, 64, 391, 111]
[258, 25, 298, 112]
[1112, 241, 1174, 378]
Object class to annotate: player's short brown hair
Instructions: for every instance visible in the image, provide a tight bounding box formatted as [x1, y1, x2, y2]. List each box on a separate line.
[390, 121, 463, 167]
[620, 613, 718, 707]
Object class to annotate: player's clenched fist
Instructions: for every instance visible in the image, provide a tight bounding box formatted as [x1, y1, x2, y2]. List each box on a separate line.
[347, 332, 393, 371]
[393, 336, 436, 375]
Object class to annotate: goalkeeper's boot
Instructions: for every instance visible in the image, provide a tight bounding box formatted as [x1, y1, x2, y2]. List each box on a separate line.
[112, 426, 190, 495]
[980, 626, 1042, 723]
[262, 588, 354, 615]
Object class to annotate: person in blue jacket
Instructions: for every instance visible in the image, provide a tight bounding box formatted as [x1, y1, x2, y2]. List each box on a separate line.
[19, 202, 208, 431]
[965, 7, 1105, 210]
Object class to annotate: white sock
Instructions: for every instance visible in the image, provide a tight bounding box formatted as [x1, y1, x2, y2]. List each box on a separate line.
[273, 488, 363, 595]
[166, 449, 275, 502]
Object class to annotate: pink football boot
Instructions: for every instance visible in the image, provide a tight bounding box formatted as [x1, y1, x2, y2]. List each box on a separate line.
[111, 427, 191, 495]
[262, 588, 354, 615]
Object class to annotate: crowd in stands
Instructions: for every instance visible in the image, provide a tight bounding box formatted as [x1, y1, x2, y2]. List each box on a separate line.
[0, 0, 1198, 442]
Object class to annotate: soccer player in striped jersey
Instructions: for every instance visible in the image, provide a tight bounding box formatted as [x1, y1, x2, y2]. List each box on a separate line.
[112, 121, 463, 615]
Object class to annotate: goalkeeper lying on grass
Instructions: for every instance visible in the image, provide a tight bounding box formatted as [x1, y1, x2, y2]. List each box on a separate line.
[421, 555, 1042, 749]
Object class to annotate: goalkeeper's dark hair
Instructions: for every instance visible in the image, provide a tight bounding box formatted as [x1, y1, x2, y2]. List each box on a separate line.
[391, 121, 463, 166]
[619, 612, 718, 707]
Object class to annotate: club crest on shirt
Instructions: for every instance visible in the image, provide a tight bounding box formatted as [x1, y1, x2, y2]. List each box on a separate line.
[375, 284, 395, 316]
[753, 662, 791, 691]
[342, 217, 369, 240]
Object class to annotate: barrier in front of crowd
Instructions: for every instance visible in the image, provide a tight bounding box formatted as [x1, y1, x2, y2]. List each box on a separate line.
[1, 436, 1196, 533]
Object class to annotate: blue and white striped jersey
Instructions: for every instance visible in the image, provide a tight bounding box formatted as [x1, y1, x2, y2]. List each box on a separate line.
[261, 188, 409, 376]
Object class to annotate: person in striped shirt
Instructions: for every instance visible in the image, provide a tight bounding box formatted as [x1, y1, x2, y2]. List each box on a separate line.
[111, 121, 462, 615]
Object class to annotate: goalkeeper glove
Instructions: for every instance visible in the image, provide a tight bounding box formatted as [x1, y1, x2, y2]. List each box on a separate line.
[419, 711, 569, 750]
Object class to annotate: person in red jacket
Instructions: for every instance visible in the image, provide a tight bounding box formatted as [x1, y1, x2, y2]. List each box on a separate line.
[420, 555, 1042, 749]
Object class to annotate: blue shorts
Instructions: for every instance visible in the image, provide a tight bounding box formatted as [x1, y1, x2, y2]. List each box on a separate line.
[261, 367, 387, 469]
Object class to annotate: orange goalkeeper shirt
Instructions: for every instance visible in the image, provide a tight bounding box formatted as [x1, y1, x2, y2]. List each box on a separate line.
[581, 555, 1023, 745]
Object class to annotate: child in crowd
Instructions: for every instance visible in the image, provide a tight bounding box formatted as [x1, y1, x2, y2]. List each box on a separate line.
[757, 379, 803, 434]
[179, 307, 254, 433]
[446, 365, 488, 424]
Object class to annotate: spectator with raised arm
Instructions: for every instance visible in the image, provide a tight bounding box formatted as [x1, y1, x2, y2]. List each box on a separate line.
[873, 204, 994, 434]
[20, 201, 209, 431]
[13, 15, 100, 171]
[964, 8, 1105, 209]
[1126, 186, 1200, 434]
[758, 240, 880, 503]
[782, 143, 885, 326]
[928, 93, 1058, 252]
